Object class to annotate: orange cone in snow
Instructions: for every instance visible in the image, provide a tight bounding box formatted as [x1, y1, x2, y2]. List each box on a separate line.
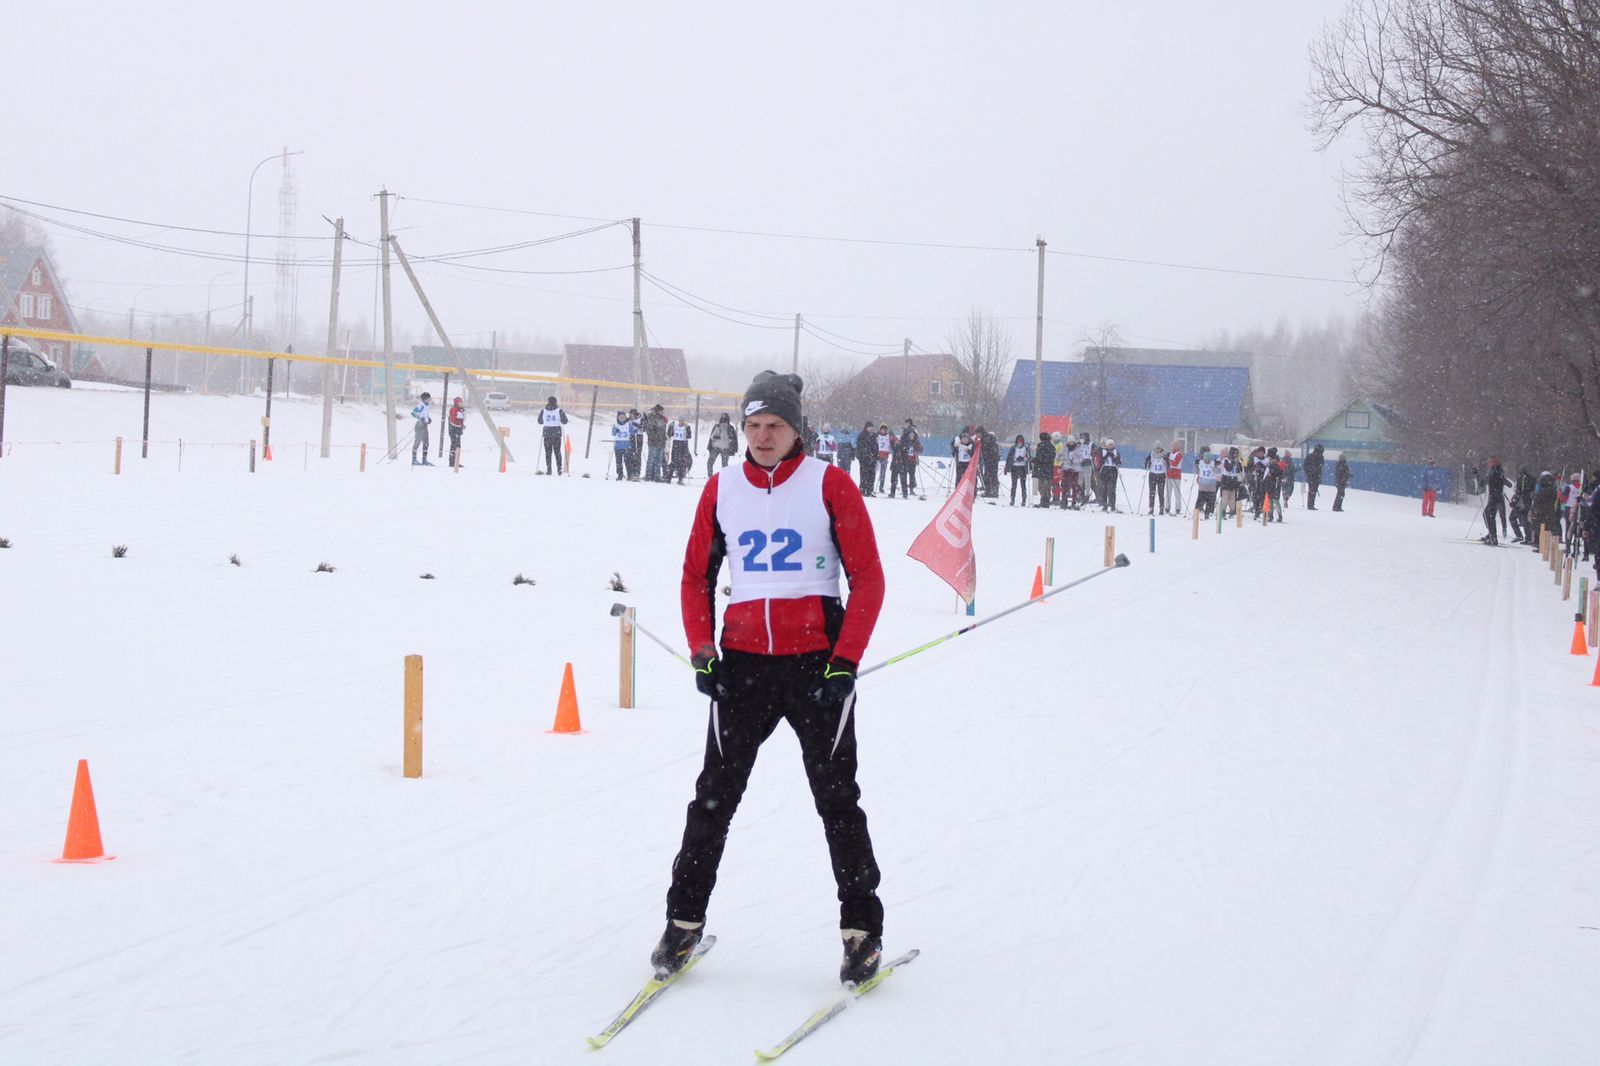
[262, 443, 273, 461]
[1590, 645, 1600, 686]
[56, 759, 114, 863]
[1573, 614, 1589, 655]
[1029, 566, 1045, 602]
[547, 662, 585, 734]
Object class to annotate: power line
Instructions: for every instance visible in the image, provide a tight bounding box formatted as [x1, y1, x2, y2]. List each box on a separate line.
[0, 193, 337, 241]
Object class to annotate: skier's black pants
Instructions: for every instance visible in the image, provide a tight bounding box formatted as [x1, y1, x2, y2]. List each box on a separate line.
[666, 649, 883, 935]
[1009, 468, 1028, 505]
[891, 462, 910, 498]
[1148, 472, 1164, 513]
[1333, 485, 1346, 510]
[1198, 488, 1216, 517]
[448, 427, 463, 467]
[613, 449, 628, 480]
[543, 429, 562, 473]
[1483, 497, 1500, 543]
[858, 458, 875, 496]
[1307, 479, 1320, 508]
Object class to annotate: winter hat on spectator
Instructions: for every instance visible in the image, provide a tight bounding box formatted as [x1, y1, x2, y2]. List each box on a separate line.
[740, 370, 803, 431]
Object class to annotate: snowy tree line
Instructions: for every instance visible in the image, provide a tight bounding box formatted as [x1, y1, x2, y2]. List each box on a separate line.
[1313, 0, 1600, 461]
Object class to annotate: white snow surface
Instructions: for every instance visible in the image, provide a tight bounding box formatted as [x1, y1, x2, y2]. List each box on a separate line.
[2, 386, 1597, 1064]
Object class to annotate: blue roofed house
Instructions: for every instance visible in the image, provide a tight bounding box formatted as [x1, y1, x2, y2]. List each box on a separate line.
[999, 359, 1255, 459]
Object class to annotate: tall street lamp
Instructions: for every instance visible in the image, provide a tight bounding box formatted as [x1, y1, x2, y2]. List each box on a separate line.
[241, 148, 304, 393]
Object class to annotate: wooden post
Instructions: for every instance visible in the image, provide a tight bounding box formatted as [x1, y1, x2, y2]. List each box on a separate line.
[1148, 516, 1156, 554]
[1542, 529, 1552, 561]
[1563, 557, 1573, 600]
[619, 607, 637, 709]
[1103, 526, 1115, 567]
[1555, 546, 1564, 585]
[403, 654, 423, 779]
[1043, 537, 1055, 585]
[1580, 577, 1590, 621]
[114, 436, 123, 475]
[499, 426, 510, 473]
[1236, 502, 1244, 528]
[453, 439, 461, 473]
[141, 347, 153, 459]
[1590, 588, 1599, 647]
[1192, 506, 1201, 540]
[359, 442, 368, 472]
[249, 439, 257, 473]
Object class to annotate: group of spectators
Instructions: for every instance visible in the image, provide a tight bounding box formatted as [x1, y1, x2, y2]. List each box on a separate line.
[1477, 459, 1600, 555]
[609, 404, 736, 484]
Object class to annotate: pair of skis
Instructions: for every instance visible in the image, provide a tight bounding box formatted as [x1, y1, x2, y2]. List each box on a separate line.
[586, 939, 919, 1059]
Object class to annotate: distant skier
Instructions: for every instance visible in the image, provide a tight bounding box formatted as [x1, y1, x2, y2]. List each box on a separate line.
[1144, 441, 1168, 514]
[1219, 447, 1243, 518]
[539, 395, 568, 474]
[610, 411, 633, 482]
[815, 423, 838, 466]
[1481, 457, 1507, 545]
[447, 396, 466, 468]
[1098, 438, 1121, 512]
[1530, 470, 1560, 548]
[670, 417, 693, 484]
[1195, 448, 1219, 518]
[1420, 458, 1442, 517]
[655, 370, 887, 988]
[1165, 442, 1185, 515]
[410, 392, 433, 466]
[1007, 434, 1030, 506]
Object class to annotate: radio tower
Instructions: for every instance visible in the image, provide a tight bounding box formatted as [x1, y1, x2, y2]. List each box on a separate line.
[274, 148, 298, 351]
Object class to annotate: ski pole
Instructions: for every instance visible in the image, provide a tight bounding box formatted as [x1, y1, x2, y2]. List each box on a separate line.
[857, 554, 1131, 679]
[607, 602, 695, 668]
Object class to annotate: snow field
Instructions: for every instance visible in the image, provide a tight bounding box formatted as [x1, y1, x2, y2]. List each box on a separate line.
[1, 385, 1597, 1064]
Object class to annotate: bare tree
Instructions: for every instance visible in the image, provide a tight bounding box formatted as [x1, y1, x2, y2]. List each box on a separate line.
[1311, 0, 1600, 460]
[1072, 323, 1148, 444]
[948, 309, 1012, 429]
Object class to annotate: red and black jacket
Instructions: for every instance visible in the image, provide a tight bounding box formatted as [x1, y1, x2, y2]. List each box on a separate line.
[681, 444, 884, 668]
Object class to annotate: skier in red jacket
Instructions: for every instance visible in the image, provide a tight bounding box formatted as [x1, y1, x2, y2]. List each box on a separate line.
[653, 370, 888, 987]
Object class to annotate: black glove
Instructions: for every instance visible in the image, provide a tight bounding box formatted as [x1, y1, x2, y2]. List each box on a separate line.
[809, 657, 857, 705]
[692, 655, 728, 700]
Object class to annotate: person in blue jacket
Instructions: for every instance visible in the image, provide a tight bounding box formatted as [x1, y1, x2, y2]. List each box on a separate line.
[1420, 458, 1443, 517]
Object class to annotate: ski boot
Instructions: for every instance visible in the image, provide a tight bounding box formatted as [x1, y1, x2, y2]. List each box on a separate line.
[839, 930, 882, 987]
[650, 920, 704, 979]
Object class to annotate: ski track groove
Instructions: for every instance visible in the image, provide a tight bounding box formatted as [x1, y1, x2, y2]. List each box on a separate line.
[1326, 544, 1528, 1064]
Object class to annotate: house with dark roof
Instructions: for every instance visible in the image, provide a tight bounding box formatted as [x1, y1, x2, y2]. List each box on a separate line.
[999, 360, 1255, 456]
[824, 352, 967, 437]
[1, 246, 78, 370]
[560, 343, 691, 413]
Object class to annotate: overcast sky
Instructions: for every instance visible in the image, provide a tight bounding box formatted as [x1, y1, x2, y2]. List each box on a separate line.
[8, 0, 1366, 366]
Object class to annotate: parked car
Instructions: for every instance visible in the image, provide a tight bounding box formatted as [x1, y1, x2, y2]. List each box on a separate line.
[3, 342, 71, 388]
[483, 391, 511, 411]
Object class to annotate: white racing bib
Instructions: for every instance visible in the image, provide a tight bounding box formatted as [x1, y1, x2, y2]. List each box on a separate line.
[716, 457, 841, 604]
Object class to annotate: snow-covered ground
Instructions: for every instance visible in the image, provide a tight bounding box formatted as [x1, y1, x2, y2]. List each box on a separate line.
[1, 384, 1597, 1065]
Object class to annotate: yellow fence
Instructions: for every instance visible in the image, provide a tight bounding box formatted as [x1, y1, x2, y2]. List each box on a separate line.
[0, 325, 742, 401]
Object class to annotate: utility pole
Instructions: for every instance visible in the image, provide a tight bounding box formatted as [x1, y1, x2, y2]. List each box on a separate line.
[902, 337, 911, 395]
[379, 188, 398, 457]
[389, 237, 513, 468]
[631, 217, 644, 409]
[320, 216, 345, 458]
[1034, 237, 1046, 441]
[792, 313, 802, 374]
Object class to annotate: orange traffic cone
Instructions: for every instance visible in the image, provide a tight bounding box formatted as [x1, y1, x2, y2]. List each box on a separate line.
[1590, 645, 1600, 686]
[56, 759, 114, 863]
[1574, 614, 1589, 655]
[1029, 566, 1045, 602]
[262, 443, 273, 461]
[547, 662, 585, 734]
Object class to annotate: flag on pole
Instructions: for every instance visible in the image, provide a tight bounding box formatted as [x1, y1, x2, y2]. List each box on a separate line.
[907, 455, 979, 605]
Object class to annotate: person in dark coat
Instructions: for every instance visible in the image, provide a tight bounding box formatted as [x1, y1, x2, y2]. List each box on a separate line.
[1031, 432, 1056, 507]
[1303, 444, 1325, 509]
[855, 421, 878, 497]
[978, 427, 1001, 498]
[1530, 471, 1560, 549]
[1332, 456, 1350, 511]
[1481, 457, 1508, 545]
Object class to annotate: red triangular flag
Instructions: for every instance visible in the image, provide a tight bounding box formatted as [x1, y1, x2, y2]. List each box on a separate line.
[907, 457, 979, 604]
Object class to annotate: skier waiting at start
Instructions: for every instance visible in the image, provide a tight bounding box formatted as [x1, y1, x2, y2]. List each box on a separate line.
[539, 396, 568, 474]
[410, 392, 433, 466]
[654, 369, 888, 988]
